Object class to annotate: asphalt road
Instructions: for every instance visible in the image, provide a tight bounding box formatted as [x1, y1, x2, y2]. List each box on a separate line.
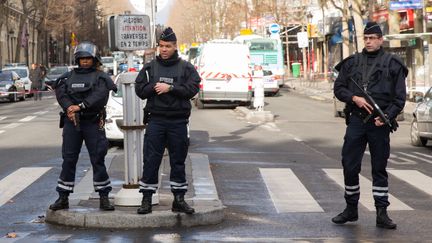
[0, 88, 431, 242]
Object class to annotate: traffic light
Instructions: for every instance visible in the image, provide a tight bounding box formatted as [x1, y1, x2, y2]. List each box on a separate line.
[307, 24, 318, 38]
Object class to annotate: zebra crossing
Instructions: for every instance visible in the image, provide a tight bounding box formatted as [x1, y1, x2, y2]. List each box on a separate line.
[0, 109, 56, 134]
[262, 168, 432, 213]
[1, 166, 430, 214]
[365, 150, 432, 165]
[0, 167, 51, 207]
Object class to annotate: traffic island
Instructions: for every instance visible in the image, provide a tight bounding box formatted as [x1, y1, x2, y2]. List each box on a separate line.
[45, 197, 224, 228]
[45, 153, 224, 228]
[235, 107, 275, 123]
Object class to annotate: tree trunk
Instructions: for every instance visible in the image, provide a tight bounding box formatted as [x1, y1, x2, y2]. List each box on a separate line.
[351, 0, 364, 52]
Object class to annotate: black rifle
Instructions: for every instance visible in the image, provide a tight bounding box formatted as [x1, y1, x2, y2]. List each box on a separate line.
[74, 112, 81, 131]
[350, 77, 392, 129]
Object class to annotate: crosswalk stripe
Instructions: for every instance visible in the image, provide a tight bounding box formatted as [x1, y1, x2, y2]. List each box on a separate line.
[33, 111, 48, 115]
[45, 234, 73, 241]
[19, 116, 36, 122]
[413, 152, 432, 159]
[388, 170, 432, 196]
[0, 116, 6, 121]
[0, 131, 4, 134]
[0, 167, 51, 207]
[323, 169, 413, 211]
[365, 151, 417, 165]
[1, 123, 21, 129]
[260, 168, 324, 213]
[397, 152, 432, 164]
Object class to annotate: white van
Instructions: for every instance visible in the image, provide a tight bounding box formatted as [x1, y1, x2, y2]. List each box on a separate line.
[195, 42, 252, 108]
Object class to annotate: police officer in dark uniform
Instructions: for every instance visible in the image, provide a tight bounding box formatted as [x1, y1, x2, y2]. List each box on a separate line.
[135, 27, 200, 214]
[332, 22, 407, 229]
[49, 41, 117, 211]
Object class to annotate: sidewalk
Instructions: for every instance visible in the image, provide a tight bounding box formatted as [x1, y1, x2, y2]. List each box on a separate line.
[45, 151, 224, 228]
[284, 77, 417, 122]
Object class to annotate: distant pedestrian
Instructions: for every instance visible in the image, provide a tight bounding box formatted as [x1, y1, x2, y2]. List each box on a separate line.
[49, 41, 117, 212]
[29, 63, 43, 100]
[332, 22, 408, 229]
[134, 27, 200, 214]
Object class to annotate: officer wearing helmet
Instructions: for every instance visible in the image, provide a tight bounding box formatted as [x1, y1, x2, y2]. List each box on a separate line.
[49, 41, 117, 211]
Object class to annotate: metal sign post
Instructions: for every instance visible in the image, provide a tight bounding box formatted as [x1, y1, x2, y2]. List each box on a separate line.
[109, 14, 154, 206]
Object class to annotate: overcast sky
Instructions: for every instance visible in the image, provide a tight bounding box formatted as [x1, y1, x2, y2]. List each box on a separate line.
[156, 0, 173, 25]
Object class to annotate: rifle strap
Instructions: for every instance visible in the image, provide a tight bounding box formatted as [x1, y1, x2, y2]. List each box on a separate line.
[360, 52, 383, 90]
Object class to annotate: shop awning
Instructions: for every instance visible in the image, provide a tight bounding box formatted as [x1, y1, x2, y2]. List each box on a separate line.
[384, 33, 432, 41]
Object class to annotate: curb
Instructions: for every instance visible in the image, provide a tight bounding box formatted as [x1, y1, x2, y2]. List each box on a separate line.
[234, 107, 275, 123]
[45, 153, 224, 228]
[45, 202, 224, 228]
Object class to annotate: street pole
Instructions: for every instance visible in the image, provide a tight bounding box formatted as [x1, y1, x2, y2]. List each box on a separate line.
[422, 0, 430, 90]
[285, 30, 291, 77]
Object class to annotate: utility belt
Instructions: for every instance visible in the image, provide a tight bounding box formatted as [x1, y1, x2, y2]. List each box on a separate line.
[351, 109, 373, 123]
[59, 109, 106, 128]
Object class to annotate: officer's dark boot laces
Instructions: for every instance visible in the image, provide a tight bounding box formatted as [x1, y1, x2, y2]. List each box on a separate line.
[331, 205, 358, 224]
[172, 194, 195, 214]
[99, 193, 115, 211]
[376, 207, 397, 229]
[137, 193, 152, 214]
[49, 193, 69, 211]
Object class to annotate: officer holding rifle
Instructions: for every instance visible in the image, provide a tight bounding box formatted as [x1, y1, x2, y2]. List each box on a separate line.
[332, 22, 408, 229]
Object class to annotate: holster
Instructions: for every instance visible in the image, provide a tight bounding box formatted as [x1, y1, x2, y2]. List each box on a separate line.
[343, 105, 352, 126]
[59, 112, 65, 128]
[143, 109, 149, 125]
[390, 119, 398, 133]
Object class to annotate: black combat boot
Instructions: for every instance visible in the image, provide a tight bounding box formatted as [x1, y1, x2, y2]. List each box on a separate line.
[137, 193, 153, 214]
[49, 192, 69, 211]
[376, 207, 397, 229]
[99, 193, 115, 211]
[331, 205, 358, 224]
[172, 193, 195, 214]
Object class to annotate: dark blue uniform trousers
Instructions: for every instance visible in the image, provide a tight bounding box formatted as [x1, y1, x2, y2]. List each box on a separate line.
[139, 117, 189, 195]
[56, 118, 112, 194]
[341, 115, 391, 208]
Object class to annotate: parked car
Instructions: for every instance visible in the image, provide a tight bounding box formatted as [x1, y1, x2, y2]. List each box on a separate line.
[3, 63, 26, 68]
[2, 66, 31, 96]
[105, 72, 143, 142]
[101, 56, 115, 75]
[410, 87, 432, 146]
[43, 65, 73, 90]
[194, 42, 252, 108]
[0, 70, 26, 102]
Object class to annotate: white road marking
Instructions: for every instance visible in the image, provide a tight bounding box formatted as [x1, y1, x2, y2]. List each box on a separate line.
[1, 123, 21, 129]
[33, 111, 48, 115]
[388, 170, 432, 196]
[19, 116, 36, 122]
[323, 168, 413, 211]
[365, 151, 417, 165]
[413, 152, 432, 159]
[0, 167, 51, 207]
[397, 152, 432, 164]
[260, 168, 324, 213]
[0, 116, 6, 121]
[0, 131, 4, 134]
[45, 234, 73, 241]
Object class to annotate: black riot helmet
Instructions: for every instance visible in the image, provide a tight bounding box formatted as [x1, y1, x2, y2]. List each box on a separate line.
[74, 41, 102, 65]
